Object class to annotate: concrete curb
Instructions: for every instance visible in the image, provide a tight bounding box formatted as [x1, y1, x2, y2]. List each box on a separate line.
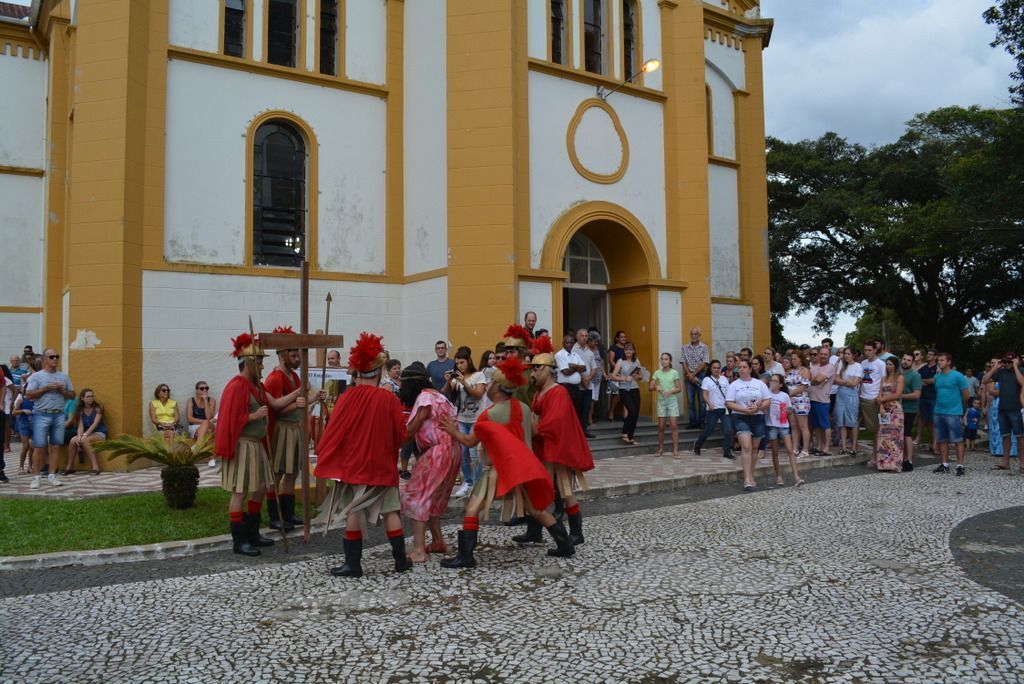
[0, 451, 868, 571]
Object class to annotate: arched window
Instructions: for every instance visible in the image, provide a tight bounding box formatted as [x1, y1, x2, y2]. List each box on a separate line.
[267, 0, 299, 67]
[583, 0, 604, 75]
[550, 0, 568, 65]
[563, 234, 609, 286]
[622, 0, 638, 78]
[253, 120, 306, 267]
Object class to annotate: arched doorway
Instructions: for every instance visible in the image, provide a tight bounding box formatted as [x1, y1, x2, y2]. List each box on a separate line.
[562, 233, 609, 340]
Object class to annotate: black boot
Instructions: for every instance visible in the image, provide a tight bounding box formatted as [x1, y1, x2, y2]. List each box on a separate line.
[230, 521, 260, 557]
[281, 494, 304, 527]
[330, 538, 363, 577]
[545, 520, 575, 557]
[244, 512, 275, 547]
[568, 510, 585, 546]
[389, 535, 413, 573]
[552, 492, 565, 522]
[267, 497, 294, 531]
[440, 530, 478, 569]
[512, 517, 544, 543]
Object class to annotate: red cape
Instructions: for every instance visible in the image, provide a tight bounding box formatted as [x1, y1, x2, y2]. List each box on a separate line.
[313, 384, 406, 486]
[264, 366, 300, 442]
[214, 375, 266, 460]
[475, 401, 554, 511]
[531, 384, 595, 472]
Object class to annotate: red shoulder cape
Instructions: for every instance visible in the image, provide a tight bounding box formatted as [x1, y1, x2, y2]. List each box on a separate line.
[313, 384, 405, 486]
[214, 375, 266, 460]
[530, 384, 595, 472]
[475, 401, 553, 512]
[264, 366, 300, 439]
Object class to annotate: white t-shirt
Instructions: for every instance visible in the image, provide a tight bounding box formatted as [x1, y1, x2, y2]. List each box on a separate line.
[572, 344, 597, 388]
[765, 362, 784, 378]
[726, 378, 771, 412]
[767, 390, 791, 428]
[554, 348, 582, 386]
[701, 375, 730, 411]
[840, 362, 864, 388]
[858, 359, 886, 400]
[828, 354, 841, 395]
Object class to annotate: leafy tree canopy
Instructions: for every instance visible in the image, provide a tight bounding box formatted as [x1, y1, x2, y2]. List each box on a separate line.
[985, 0, 1024, 107]
[768, 106, 1024, 361]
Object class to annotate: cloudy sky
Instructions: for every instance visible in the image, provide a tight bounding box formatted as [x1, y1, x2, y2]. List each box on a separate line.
[761, 0, 1015, 344]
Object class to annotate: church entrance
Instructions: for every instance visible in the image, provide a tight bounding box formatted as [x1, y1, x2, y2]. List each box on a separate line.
[562, 233, 609, 342]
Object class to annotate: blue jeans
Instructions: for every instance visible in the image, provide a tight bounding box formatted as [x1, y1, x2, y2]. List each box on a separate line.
[31, 411, 64, 447]
[458, 420, 480, 486]
[685, 373, 706, 426]
[934, 414, 964, 444]
[696, 408, 732, 457]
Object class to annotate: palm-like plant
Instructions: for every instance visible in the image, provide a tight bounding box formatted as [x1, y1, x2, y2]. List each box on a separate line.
[96, 434, 216, 509]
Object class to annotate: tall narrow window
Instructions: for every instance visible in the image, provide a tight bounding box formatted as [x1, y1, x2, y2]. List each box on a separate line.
[267, 0, 298, 68]
[622, 0, 637, 78]
[253, 121, 306, 267]
[224, 0, 245, 58]
[550, 0, 567, 65]
[319, 0, 339, 75]
[584, 0, 604, 75]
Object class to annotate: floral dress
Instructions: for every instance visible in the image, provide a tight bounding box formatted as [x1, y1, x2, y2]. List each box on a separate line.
[785, 369, 811, 416]
[988, 384, 1019, 458]
[876, 380, 904, 472]
[400, 389, 461, 522]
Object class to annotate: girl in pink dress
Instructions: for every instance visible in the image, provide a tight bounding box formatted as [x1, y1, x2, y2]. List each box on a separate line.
[399, 363, 461, 562]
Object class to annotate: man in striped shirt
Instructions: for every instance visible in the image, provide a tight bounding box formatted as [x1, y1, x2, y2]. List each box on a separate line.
[681, 328, 709, 429]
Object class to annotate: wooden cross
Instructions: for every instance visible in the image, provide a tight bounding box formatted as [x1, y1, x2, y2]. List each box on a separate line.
[256, 263, 344, 542]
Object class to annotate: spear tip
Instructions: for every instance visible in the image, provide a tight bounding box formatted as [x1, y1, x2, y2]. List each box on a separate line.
[325, 292, 333, 303]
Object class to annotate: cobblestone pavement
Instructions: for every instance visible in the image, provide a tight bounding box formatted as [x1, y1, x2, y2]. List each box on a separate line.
[2, 455, 1023, 683]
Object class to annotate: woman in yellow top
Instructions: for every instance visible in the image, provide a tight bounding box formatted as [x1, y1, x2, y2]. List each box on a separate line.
[149, 384, 181, 445]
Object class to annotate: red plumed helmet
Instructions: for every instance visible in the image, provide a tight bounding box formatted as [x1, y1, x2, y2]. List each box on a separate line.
[230, 333, 265, 358]
[503, 324, 533, 349]
[272, 325, 296, 334]
[348, 332, 387, 373]
[494, 356, 529, 389]
[530, 334, 554, 356]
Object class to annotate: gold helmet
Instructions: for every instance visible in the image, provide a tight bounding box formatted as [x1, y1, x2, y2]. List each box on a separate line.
[528, 335, 556, 368]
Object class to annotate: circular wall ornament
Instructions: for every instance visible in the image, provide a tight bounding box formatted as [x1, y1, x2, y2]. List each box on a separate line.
[566, 98, 629, 184]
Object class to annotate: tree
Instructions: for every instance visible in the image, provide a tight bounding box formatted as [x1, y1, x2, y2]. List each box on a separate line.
[768, 106, 1024, 362]
[985, 1, 1024, 107]
[843, 306, 918, 354]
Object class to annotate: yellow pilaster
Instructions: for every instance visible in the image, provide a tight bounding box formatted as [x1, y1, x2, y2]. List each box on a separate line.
[737, 34, 771, 351]
[65, 0, 165, 456]
[660, 1, 712, 343]
[446, 0, 519, 347]
[385, 0, 404, 279]
[43, 17, 70, 351]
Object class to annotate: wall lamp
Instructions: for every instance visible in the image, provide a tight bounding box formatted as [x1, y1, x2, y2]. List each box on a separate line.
[596, 58, 661, 100]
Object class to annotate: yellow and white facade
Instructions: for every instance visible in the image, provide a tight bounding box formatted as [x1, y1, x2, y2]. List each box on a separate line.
[0, 0, 772, 444]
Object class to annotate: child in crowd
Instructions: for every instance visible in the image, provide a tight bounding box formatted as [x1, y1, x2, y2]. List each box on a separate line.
[964, 398, 981, 452]
[766, 374, 803, 487]
[649, 353, 682, 459]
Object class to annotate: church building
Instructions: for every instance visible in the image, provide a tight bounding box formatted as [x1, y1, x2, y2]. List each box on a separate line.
[0, 0, 773, 441]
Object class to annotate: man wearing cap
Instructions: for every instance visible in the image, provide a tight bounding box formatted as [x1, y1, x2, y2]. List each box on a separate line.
[519, 335, 595, 546]
[263, 326, 323, 531]
[981, 352, 1024, 472]
[215, 333, 306, 557]
[314, 333, 413, 577]
[438, 355, 574, 568]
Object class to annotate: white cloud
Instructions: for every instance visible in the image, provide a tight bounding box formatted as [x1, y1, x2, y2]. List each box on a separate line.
[761, 0, 1016, 145]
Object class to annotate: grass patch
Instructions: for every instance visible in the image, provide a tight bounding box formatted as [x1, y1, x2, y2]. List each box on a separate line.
[0, 488, 232, 557]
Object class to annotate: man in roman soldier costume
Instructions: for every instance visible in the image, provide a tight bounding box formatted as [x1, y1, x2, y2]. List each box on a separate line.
[437, 355, 574, 568]
[263, 325, 322, 531]
[516, 334, 595, 547]
[215, 333, 306, 557]
[314, 332, 413, 577]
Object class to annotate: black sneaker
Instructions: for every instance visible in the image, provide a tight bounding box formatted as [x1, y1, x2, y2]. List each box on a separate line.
[399, 470, 411, 481]
[692, 440, 701, 456]
[955, 465, 966, 477]
[902, 460, 914, 472]
[933, 464, 950, 474]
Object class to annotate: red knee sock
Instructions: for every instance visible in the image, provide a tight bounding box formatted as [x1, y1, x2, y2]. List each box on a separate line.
[345, 530, 362, 541]
[265, 491, 277, 501]
[462, 516, 480, 531]
[229, 511, 243, 523]
[386, 528, 405, 539]
[246, 500, 262, 514]
[565, 504, 580, 516]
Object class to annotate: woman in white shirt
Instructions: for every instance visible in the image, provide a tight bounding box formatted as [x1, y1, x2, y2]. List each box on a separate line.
[445, 349, 487, 498]
[694, 359, 733, 458]
[725, 359, 771, 491]
[834, 347, 863, 454]
[786, 350, 813, 459]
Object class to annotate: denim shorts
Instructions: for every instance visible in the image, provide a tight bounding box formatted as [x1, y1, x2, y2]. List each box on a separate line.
[732, 414, 766, 439]
[767, 425, 790, 441]
[997, 409, 1024, 437]
[933, 413, 963, 444]
[31, 411, 65, 447]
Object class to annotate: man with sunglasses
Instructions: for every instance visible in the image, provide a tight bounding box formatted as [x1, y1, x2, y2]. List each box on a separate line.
[23, 349, 74, 489]
[981, 352, 1024, 472]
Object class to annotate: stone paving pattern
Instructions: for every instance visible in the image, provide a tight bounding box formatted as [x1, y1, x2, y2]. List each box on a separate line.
[2, 454, 1022, 682]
